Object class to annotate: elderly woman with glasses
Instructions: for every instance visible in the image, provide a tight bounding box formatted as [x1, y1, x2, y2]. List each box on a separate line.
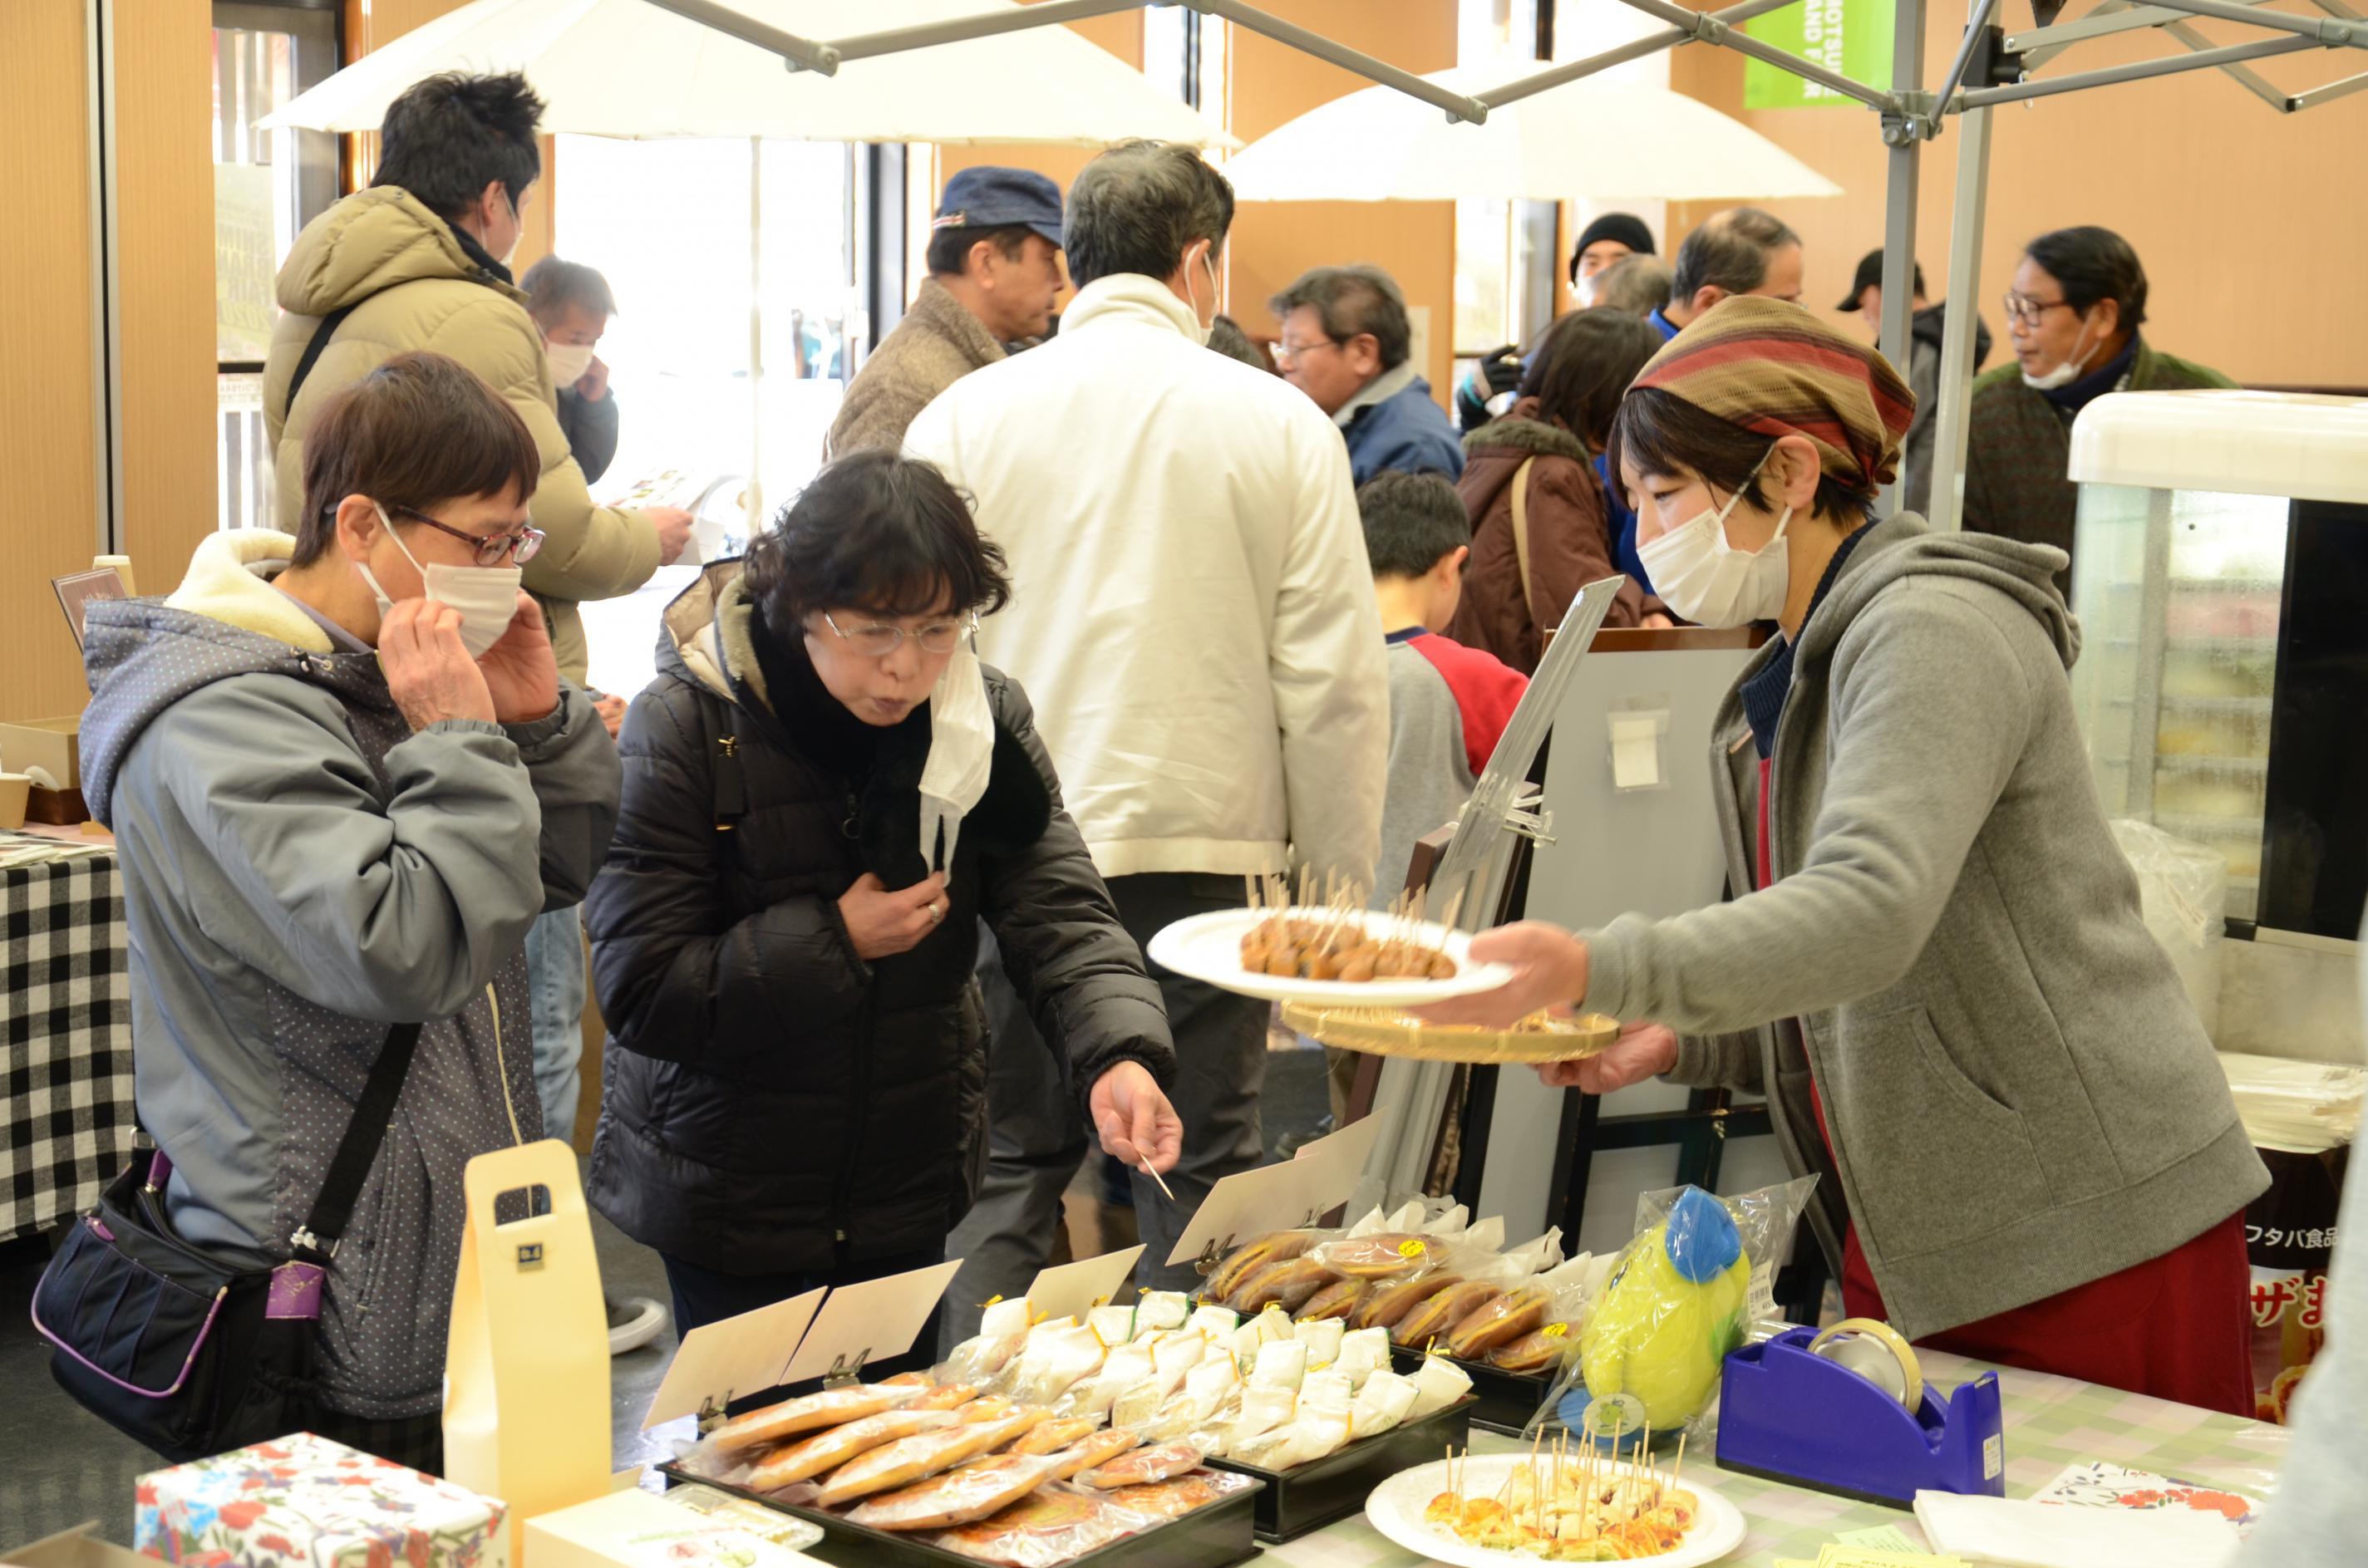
[584, 450, 1182, 1360]
[73, 351, 620, 1467]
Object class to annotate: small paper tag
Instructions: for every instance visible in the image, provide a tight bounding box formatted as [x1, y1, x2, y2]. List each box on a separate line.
[1984, 1432, 2004, 1479]
[1542, 1322, 1568, 1339]
[1397, 1239, 1426, 1259]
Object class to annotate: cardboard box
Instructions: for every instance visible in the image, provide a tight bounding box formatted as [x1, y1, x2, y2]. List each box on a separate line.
[3, 1522, 154, 1568]
[526, 1486, 826, 1568]
[133, 1433, 508, 1568]
[0, 717, 81, 789]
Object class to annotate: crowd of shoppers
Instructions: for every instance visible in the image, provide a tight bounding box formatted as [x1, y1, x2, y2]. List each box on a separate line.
[68, 61, 2274, 1473]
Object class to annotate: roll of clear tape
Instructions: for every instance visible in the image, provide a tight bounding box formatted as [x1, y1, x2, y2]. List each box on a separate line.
[1807, 1316, 1923, 1411]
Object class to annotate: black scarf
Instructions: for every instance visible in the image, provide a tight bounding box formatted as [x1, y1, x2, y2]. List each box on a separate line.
[745, 602, 1051, 887]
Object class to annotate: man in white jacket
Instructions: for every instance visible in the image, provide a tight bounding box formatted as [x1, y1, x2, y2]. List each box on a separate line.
[908, 140, 1388, 1310]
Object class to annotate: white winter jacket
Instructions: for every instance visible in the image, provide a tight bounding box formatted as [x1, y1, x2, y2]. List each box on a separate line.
[905, 274, 1388, 887]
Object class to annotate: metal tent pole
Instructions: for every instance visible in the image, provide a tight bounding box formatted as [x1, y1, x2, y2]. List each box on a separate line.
[1190, 0, 1490, 121]
[1613, 0, 1898, 108]
[1962, 32, 2321, 105]
[1923, 103, 1992, 534]
[1875, 0, 1926, 517]
[1477, 0, 1804, 111]
[2111, 0, 2366, 44]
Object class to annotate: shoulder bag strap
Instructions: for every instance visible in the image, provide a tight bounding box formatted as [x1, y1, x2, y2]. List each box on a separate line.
[1509, 455, 1539, 615]
[282, 297, 369, 421]
[290, 1021, 422, 1261]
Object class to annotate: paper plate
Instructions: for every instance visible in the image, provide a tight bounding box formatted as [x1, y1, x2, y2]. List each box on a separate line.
[1145, 907, 1515, 1007]
[1366, 1453, 1745, 1568]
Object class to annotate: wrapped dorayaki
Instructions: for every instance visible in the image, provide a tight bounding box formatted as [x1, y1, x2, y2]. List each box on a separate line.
[1204, 1231, 1316, 1302]
[1225, 1254, 1338, 1314]
[1392, 1280, 1506, 1349]
[1351, 1270, 1466, 1331]
[1443, 1284, 1554, 1359]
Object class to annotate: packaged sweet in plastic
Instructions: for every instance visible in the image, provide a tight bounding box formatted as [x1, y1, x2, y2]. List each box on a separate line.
[1333, 1326, 1391, 1388]
[1076, 1442, 1205, 1490]
[1294, 1315, 1345, 1369]
[746, 1408, 962, 1490]
[1445, 1284, 1553, 1359]
[1393, 1280, 1505, 1349]
[1349, 1368, 1418, 1436]
[929, 1486, 1140, 1566]
[845, 1453, 1061, 1531]
[816, 1407, 1047, 1506]
[1041, 1427, 1140, 1481]
[1576, 1186, 1753, 1432]
[1406, 1354, 1473, 1418]
[1204, 1231, 1317, 1302]
[709, 1381, 928, 1453]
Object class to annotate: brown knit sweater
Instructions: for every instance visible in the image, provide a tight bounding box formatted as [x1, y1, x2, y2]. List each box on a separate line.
[827, 278, 1006, 458]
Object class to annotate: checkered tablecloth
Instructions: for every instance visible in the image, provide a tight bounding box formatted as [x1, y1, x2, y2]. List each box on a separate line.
[2, 847, 135, 1242]
[1267, 1351, 2293, 1566]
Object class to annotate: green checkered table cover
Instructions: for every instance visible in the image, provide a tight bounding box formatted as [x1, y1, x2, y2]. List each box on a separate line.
[1265, 1351, 2292, 1565]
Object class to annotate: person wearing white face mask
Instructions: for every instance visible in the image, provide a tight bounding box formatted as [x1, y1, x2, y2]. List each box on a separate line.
[1962, 226, 2233, 589]
[71, 351, 621, 1467]
[906, 139, 1389, 1327]
[266, 71, 694, 695]
[524, 258, 623, 488]
[1423, 297, 2268, 1413]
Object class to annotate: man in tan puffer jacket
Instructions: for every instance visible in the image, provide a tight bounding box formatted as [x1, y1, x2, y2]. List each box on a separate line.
[265, 71, 691, 685]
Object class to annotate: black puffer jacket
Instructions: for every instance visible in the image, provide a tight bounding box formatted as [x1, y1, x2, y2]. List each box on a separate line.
[584, 563, 1174, 1274]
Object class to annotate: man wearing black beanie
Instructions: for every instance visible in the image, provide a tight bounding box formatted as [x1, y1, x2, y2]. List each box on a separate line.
[1569, 212, 1657, 303]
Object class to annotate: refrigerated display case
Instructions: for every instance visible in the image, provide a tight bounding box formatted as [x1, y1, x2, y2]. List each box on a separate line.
[2065, 391, 2368, 938]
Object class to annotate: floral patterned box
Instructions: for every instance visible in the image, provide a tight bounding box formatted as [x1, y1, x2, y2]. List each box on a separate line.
[134, 1434, 508, 1568]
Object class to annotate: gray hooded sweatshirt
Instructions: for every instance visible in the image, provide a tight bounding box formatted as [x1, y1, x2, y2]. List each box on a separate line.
[79, 528, 621, 1419]
[1581, 514, 2269, 1341]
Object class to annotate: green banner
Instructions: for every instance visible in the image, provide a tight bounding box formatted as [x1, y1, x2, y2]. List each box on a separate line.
[1743, 0, 1895, 109]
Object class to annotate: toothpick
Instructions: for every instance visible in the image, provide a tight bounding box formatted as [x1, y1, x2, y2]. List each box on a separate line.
[1669, 1431, 1686, 1507]
[1139, 1161, 1176, 1202]
[1440, 882, 1467, 935]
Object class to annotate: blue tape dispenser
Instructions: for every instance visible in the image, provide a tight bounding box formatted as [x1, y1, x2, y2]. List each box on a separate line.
[1716, 1320, 2005, 1510]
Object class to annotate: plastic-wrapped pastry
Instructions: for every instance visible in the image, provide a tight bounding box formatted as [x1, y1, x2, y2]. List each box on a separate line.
[1294, 1315, 1344, 1369]
[1299, 1369, 1354, 1415]
[1393, 1281, 1506, 1349]
[1406, 1354, 1474, 1419]
[1352, 1271, 1466, 1331]
[958, 1396, 1018, 1423]
[1007, 1323, 1105, 1407]
[1224, 1256, 1337, 1314]
[1348, 1369, 1418, 1438]
[1316, 1232, 1436, 1279]
[1332, 1327, 1390, 1389]
[746, 1408, 960, 1489]
[1077, 1442, 1205, 1490]
[1041, 1427, 1140, 1480]
[816, 1407, 1048, 1506]
[845, 1453, 1060, 1531]
[1098, 1474, 1243, 1521]
[1223, 1384, 1297, 1454]
[1134, 1291, 1192, 1334]
[1249, 1339, 1307, 1393]
[1228, 1404, 1348, 1471]
[1012, 1415, 1105, 1456]
[914, 1381, 982, 1411]
[1295, 1276, 1370, 1321]
[1184, 1304, 1240, 1342]
[1086, 1305, 1136, 1346]
[929, 1487, 1140, 1566]
[1444, 1285, 1553, 1359]
[1059, 1344, 1151, 1419]
[1501, 1227, 1565, 1276]
[943, 1332, 1027, 1389]
[710, 1381, 927, 1452]
[1487, 1322, 1575, 1374]
[1205, 1231, 1317, 1302]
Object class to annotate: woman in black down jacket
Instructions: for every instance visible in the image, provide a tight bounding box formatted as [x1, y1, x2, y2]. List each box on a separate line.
[585, 451, 1182, 1350]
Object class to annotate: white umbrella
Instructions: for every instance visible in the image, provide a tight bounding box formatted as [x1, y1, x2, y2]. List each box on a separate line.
[260, 0, 1231, 537]
[259, 0, 1234, 147]
[1226, 64, 1839, 203]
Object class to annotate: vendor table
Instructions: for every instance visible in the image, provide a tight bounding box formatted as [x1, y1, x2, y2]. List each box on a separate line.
[1263, 1350, 2292, 1566]
[2, 838, 135, 1243]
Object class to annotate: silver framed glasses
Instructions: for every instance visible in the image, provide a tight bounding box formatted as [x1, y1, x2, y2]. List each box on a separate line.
[821, 610, 977, 659]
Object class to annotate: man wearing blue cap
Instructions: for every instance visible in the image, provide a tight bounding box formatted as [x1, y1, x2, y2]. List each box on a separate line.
[828, 167, 1067, 456]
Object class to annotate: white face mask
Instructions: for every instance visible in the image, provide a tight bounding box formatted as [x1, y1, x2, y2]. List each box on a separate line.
[1634, 449, 1794, 629]
[2020, 310, 2100, 391]
[1181, 244, 1219, 347]
[357, 504, 524, 661]
[544, 342, 595, 387]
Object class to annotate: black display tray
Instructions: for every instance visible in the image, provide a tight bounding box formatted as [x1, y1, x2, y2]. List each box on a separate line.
[1201, 1394, 1474, 1543]
[657, 1461, 1263, 1568]
[1390, 1346, 1552, 1436]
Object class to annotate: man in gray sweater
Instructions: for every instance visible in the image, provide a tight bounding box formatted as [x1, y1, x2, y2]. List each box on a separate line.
[827, 167, 1066, 457]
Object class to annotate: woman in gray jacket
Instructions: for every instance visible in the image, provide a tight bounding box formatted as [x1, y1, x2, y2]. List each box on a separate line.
[1430, 298, 2267, 1412]
[77, 351, 620, 1466]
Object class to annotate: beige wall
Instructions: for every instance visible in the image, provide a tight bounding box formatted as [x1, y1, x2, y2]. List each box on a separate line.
[1227, 1, 1460, 406]
[1666, 3, 2368, 386]
[0, 0, 215, 724]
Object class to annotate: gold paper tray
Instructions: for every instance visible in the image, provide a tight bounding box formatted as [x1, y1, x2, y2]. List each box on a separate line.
[1280, 1002, 1620, 1064]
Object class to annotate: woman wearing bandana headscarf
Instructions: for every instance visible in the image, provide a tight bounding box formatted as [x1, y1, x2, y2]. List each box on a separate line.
[583, 450, 1180, 1364]
[1425, 298, 2267, 1410]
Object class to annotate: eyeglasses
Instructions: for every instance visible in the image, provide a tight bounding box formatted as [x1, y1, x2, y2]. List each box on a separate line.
[1273, 336, 1341, 364]
[2000, 292, 2080, 330]
[821, 610, 977, 659]
[386, 503, 544, 566]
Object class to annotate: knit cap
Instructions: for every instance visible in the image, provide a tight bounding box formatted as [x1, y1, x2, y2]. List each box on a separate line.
[1630, 296, 1915, 490]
